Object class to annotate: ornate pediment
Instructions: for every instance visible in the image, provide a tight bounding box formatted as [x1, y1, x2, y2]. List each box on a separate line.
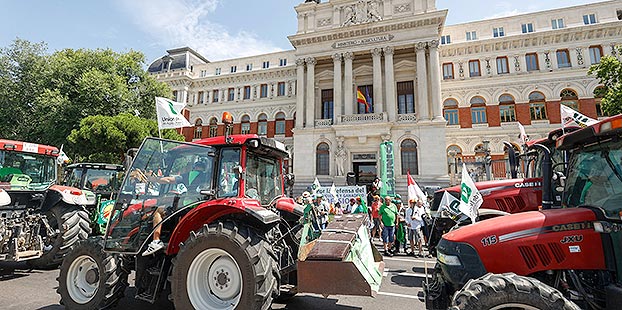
[342, 0, 383, 27]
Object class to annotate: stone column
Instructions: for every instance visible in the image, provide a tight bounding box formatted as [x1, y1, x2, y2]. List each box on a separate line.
[305, 57, 316, 128]
[384, 46, 396, 121]
[416, 42, 430, 120]
[518, 54, 528, 73]
[428, 40, 443, 121]
[549, 50, 558, 70]
[372, 48, 384, 114]
[221, 88, 227, 103]
[256, 84, 261, 99]
[295, 59, 305, 128]
[539, 51, 551, 72]
[234, 87, 240, 101]
[333, 53, 343, 123]
[344, 52, 354, 116]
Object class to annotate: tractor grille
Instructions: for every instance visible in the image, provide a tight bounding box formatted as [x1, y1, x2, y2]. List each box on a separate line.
[495, 196, 526, 213]
[518, 243, 567, 270]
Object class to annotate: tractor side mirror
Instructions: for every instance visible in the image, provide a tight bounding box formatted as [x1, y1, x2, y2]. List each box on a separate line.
[200, 189, 216, 197]
[552, 171, 566, 192]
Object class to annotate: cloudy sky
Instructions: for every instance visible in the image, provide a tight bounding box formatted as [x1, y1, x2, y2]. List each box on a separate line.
[0, 0, 605, 64]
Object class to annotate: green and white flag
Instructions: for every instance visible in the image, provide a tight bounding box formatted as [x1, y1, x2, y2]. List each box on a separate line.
[560, 104, 597, 128]
[459, 164, 483, 224]
[155, 97, 192, 130]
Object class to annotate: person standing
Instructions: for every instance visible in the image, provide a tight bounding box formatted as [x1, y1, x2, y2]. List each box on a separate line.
[353, 196, 367, 214]
[370, 195, 381, 240]
[393, 199, 407, 254]
[379, 195, 398, 257]
[314, 194, 330, 229]
[405, 199, 422, 256]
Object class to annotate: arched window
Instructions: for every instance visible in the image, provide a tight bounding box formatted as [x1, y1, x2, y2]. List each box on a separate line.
[194, 119, 203, 139]
[528, 91, 547, 120]
[209, 118, 218, 137]
[241, 115, 251, 134]
[401, 139, 419, 175]
[275, 112, 286, 135]
[470, 96, 487, 124]
[443, 98, 459, 125]
[499, 94, 516, 123]
[560, 88, 579, 110]
[258, 113, 268, 136]
[316, 143, 330, 175]
[594, 86, 606, 117]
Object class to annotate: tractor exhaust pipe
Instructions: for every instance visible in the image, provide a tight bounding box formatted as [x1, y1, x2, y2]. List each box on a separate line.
[532, 143, 553, 210]
[503, 142, 518, 179]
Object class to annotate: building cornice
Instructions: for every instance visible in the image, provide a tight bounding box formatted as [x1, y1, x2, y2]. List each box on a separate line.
[155, 67, 296, 88]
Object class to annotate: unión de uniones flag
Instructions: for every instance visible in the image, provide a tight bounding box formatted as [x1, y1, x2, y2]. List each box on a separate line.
[379, 141, 395, 197]
[560, 104, 598, 128]
[458, 163, 483, 224]
[155, 97, 192, 130]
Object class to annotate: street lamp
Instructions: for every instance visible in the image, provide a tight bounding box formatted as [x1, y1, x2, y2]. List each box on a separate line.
[448, 150, 457, 185]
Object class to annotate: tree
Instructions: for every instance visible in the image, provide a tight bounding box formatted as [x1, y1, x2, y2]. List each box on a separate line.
[68, 113, 185, 163]
[589, 48, 622, 116]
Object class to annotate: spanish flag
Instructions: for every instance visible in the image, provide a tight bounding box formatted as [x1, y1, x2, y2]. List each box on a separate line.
[357, 88, 371, 113]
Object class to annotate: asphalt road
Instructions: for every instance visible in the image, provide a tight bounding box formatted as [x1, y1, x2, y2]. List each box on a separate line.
[0, 242, 432, 310]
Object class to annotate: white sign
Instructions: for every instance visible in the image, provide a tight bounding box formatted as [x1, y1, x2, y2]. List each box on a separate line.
[155, 97, 192, 130]
[332, 34, 394, 49]
[22, 142, 39, 153]
[315, 186, 367, 205]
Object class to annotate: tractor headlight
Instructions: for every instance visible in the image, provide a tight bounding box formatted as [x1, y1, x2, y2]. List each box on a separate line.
[437, 251, 462, 266]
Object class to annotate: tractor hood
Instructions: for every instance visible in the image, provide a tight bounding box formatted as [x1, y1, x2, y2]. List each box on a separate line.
[440, 178, 542, 195]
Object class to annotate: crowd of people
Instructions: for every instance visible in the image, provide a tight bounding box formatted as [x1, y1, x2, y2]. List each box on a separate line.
[295, 187, 433, 258]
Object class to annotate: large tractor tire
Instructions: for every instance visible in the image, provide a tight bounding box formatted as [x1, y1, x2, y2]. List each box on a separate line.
[57, 238, 129, 310]
[171, 221, 278, 310]
[30, 204, 91, 269]
[451, 273, 581, 310]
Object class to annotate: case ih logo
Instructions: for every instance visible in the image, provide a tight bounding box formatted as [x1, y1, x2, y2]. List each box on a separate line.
[514, 181, 542, 188]
[561, 235, 584, 244]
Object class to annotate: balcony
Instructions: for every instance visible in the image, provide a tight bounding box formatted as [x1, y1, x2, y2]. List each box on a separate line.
[340, 113, 386, 124]
[397, 113, 417, 123]
[314, 119, 333, 128]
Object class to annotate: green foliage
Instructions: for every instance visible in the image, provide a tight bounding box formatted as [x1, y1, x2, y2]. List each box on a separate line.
[588, 48, 622, 116]
[68, 113, 184, 164]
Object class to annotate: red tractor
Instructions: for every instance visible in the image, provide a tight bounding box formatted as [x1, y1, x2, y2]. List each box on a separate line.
[424, 115, 622, 309]
[0, 140, 91, 268]
[56, 114, 383, 309]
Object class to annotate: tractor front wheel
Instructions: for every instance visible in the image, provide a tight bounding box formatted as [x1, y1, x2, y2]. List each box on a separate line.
[171, 221, 277, 310]
[451, 273, 580, 310]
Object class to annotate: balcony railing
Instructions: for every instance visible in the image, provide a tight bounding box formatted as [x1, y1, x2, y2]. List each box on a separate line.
[397, 113, 417, 123]
[340, 113, 385, 124]
[315, 119, 333, 127]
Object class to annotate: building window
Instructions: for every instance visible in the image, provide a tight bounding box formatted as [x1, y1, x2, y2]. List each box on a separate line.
[526, 53, 539, 71]
[443, 98, 459, 125]
[241, 115, 251, 134]
[260, 84, 268, 98]
[246, 64, 253, 71]
[560, 89, 579, 110]
[209, 118, 218, 137]
[357, 85, 374, 114]
[589, 45, 603, 64]
[277, 82, 286, 96]
[521, 23, 535, 33]
[279, 58, 287, 66]
[316, 143, 330, 175]
[228, 88, 235, 101]
[397, 81, 415, 114]
[194, 119, 203, 139]
[496, 57, 509, 74]
[556, 49, 571, 68]
[583, 14, 597, 25]
[499, 94, 516, 123]
[469, 60, 481, 77]
[443, 63, 454, 80]
[493, 27, 505, 38]
[262, 61, 270, 69]
[200, 70, 207, 77]
[441, 35, 451, 45]
[215, 68, 221, 75]
[257, 113, 268, 136]
[198, 91, 204, 104]
[321, 89, 334, 120]
[401, 139, 419, 175]
[230, 66, 237, 73]
[470, 97, 487, 124]
[243, 86, 251, 100]
[466, 31, 477, 41]
[529, 91, 547, 121]
[551, 18, 564, 29]
[212, 90, 219, 103]
[275, 112, 286, 135]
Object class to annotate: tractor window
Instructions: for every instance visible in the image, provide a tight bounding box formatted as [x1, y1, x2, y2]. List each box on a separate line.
[65, 169, 83, 189]
[218, 148, 241, 197]
[564, 141, 622, 219]
[531, 146, 565, 178]
[83, 169, 124, 193]
[0, 150, 56, 190]
[245, 153, 282, 205]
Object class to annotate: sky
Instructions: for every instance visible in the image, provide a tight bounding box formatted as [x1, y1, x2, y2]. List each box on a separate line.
[0, 0, 606, 66]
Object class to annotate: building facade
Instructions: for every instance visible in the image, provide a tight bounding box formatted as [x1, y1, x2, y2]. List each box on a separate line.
[149, 0, 622, 194]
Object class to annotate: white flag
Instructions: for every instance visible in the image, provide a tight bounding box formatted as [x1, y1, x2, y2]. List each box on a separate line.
[155, 97, 192, 130]
[56, 145, 70, 165]
[330, 182, 337, 200]
[517, 122, 528, 144]
[560, 104, 598, 128]
[439, 191, 461, 219]
[311, 177, 322, 194]
[407, 171, 427, 205]
[459, 164, 483, 224]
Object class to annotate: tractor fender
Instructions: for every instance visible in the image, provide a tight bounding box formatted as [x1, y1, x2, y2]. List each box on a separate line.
[165, 198, 280, 255]
[41, 185, 89, 213]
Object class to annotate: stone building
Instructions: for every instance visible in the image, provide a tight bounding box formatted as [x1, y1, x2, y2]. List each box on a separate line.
[149, 0, 622, 194]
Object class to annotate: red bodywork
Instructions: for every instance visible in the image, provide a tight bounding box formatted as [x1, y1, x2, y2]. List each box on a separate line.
[444, 208, 605, 275]
[442, 178, 543, 214]
[0, 139, 59, 156]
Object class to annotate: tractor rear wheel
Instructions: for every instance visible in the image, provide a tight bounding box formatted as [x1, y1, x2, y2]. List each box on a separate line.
[57, 238, 128, 310]
[451, 273, 580, 310]
[171, 221, 278, 310]
[30, 204, 91, 269]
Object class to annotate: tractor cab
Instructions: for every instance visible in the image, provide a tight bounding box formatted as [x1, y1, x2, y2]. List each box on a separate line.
[64, 163, 124, 200]
[0, 140, 58, 193]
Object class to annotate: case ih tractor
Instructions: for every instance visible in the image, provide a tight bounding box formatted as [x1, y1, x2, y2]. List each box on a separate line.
[0, 140, 91, 268]
[57, 115, 383, 310]
[424, 115, 622, 309]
